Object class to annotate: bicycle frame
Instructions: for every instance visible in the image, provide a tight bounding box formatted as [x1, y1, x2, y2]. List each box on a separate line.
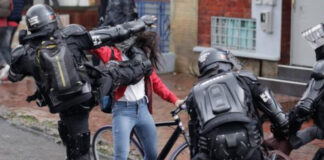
[92, 105, 189, 160]
[135, 108, 189, 160]
[156, 121, 184, 160]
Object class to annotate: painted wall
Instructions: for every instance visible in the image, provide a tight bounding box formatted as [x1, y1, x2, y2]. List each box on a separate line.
[250, 0, 282, 61]
[170, 0, 198, 73]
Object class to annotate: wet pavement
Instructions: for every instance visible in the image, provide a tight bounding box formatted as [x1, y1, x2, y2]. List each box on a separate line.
[0, 73, 322, 160]
[0, 117, 65, 160]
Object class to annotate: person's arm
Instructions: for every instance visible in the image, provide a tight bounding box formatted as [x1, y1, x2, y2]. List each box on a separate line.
[88, 15, 156, 48]
[289, 60, 324, 135]
[238, 71, 289, 139]
[8, 45, 27, 82]
[98, 0, 108, 26]
[151, 70, 180, 105]
[63, 15, 156, 50]
[121, 0, 138, 22]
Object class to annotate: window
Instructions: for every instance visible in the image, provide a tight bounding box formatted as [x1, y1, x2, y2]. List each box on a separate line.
[211, 17, 256, 51]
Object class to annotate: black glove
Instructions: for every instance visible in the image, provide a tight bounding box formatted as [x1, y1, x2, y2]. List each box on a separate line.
[129, 15, 157, 34]
[104, 60, 122, 88]
[18, 30, 27, 45]
[271, 121, 289, 140]
[289, 106, 310, 135]
[130, 47, 152, 77]
[140, 15, 157, 26]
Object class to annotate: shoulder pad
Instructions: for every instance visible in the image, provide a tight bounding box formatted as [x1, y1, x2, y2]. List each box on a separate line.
[237, 70, 258, 81]
[11, 45, 26, 64]
[61, 24, 87, 38]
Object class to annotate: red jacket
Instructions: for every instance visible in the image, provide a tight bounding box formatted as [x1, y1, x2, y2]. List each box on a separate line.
[92, 46, 178, 113]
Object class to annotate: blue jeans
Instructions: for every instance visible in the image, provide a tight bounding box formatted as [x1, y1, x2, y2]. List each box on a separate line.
[0, 26, 17, 66]
[112, 98, 158, 160]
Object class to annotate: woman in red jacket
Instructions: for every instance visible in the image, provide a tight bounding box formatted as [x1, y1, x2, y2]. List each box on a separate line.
[92, 31, 183, 160]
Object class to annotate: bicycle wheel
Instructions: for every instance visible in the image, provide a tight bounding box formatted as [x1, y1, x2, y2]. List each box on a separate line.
[92, 125, 144, 160]
[169, 142, 190, 160]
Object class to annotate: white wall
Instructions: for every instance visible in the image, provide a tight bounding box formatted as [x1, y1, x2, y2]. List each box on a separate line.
[247, 0, 282, 61]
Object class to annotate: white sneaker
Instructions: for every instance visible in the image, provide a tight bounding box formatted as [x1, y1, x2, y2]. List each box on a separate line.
[0, 64, 10, 80]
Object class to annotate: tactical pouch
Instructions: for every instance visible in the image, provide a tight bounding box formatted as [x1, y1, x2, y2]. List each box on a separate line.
[202, 123, 252, 160]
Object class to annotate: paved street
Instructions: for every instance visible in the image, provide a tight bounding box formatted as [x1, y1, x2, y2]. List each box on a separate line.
[0, 118, 65, 160]
[0, 74, 321, 160]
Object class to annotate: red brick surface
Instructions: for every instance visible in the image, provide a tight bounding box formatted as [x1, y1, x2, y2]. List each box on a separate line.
[198, 0, 252, 46]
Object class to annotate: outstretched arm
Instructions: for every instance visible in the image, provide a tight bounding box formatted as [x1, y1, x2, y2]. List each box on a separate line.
[63, 15, 156, 50]
[239, 71, 289, 139]
[253, 86, 289, 139]
[8, 45, 27, 82]
[288, 23, 324, 135]
[289, 61, 324, 135]
[89, 15, 156, 48]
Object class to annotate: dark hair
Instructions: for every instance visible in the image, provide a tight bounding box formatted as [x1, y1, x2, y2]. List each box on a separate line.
[135, 31, 161, 70]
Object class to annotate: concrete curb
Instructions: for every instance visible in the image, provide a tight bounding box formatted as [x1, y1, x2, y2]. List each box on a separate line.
[0, 106, 62, 145]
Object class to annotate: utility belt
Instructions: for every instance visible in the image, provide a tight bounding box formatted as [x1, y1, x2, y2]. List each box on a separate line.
[197, 121, 262, 160]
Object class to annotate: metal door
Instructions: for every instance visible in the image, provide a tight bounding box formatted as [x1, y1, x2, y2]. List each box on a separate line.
[290, 0, 324, 66]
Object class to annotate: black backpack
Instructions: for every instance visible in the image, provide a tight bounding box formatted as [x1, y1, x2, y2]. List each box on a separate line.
[36, 36, 84, 99]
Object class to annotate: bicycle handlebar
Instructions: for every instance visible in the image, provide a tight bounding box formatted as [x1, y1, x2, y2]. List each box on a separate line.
[170, 103, 186, 116]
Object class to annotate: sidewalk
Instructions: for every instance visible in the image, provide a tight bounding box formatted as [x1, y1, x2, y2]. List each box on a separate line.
[0, 118, 65, 160]
[0, 73, 321, 160]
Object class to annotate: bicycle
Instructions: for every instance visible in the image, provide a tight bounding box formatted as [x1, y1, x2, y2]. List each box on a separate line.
[92, 104, 292, 160]
[92, 105, 190, 160]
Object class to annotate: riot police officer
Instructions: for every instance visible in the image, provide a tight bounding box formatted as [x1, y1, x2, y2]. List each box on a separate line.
[184, 48, 289, 160]
[8, 4, 155, 160]
[288, 23, 324, 159]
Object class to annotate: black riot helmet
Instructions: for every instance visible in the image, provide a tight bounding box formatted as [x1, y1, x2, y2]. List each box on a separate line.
[198, 48, 234, 76]
[25, 4, 58, 33]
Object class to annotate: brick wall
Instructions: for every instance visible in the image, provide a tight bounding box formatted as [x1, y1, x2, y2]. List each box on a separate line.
[279, 0, 291, 64]
[198, 0, 251, 46]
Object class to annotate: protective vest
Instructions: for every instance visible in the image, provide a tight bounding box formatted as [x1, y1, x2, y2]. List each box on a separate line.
[192, 72, 253, 131]
[191, 72, 261, 160]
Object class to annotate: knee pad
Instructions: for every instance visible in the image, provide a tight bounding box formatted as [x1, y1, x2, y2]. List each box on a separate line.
[58, 120, 69, 146]
[67, 131, 90, 160]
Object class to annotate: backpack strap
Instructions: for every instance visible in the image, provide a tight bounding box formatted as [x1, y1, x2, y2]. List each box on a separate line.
[110, 47, 115, 61]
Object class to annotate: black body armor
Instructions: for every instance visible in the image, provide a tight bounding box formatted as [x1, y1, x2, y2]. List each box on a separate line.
[9, 18, 153, 113]
[186, 71, 288, 160]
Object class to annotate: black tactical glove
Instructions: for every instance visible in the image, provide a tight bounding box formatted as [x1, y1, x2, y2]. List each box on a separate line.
[129, 46, 152, 77]
[128, 15, 157, 34]
[104, 60, 122, 89]
[18, 30, 28, 45]
[289, 106, 310, 135]
[8, 70, 25, 82]
[270, 113, 289, 140]
[271, 120, 289, 140]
